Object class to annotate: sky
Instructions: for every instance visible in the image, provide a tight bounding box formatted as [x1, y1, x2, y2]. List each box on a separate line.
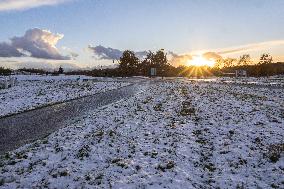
[0, 0, 284, 70]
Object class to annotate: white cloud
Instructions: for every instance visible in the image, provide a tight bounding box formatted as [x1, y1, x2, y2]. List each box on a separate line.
[0, 57, 80, 71]
[0, 42, 23, 57]
[169, 40, 284, 66]
[168, 51, 192, 67]
[217, 40, 284, 55]
[0, 28, 71, 60]
[0, 0, 70, 12]
[88, 45, 148, 60]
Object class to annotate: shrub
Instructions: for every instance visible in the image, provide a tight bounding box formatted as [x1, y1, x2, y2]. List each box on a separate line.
[0, 67, 11, 76]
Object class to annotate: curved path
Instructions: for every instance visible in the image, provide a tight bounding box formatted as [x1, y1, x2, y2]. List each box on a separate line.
[0, 82, 146, 155]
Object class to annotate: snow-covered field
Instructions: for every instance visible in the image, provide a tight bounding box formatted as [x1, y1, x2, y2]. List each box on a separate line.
[0, 75, 131, 117]
[187, 76, 284, 88]
[0, 79, 283, 188]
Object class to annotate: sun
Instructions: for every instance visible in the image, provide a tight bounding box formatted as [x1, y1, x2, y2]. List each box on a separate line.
[187, 55, 215, 67]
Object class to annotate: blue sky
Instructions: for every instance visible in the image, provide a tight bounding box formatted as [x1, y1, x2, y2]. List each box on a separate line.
[0, 0, 284, 69]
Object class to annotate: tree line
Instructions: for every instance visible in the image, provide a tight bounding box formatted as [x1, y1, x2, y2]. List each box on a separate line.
[213, 53, 283, 77]
[68, 49, 177, 77]
[118, 50, 172, 76]
[0, 67, 12, 76]
[1, 51, 284, 77]
[114, 51, 283, 77]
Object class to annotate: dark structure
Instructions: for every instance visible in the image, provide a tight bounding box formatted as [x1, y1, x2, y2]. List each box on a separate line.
[58, 66, 64, 74]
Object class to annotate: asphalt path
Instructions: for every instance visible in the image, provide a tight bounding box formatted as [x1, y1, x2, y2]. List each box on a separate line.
[0, 82, 146, 155]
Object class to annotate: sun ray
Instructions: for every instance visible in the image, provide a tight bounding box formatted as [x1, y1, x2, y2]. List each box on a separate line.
[177, 66, 190, 76]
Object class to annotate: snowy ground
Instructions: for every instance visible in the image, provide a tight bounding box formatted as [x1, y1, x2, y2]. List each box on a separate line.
[0, 75, 131, 117]
[186, 76, 284, 88]
[0, 79, 283, 188]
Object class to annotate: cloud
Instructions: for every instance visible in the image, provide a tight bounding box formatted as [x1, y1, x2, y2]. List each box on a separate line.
[217, 40, 284, 55]
[135, 50, 149, 59]
[61, 46, 79, 59]
[0, 42, 23, 57]
[0, 28, 70, 60]
[87, 39, 284, 67]
[0, 0, 70, 12]
[0, 58, 80, 71]
[70, 52, 79, 59]
[88, 45, 123, 60]
[169, 51, 223, 66]
[88, 46, 222, 67]
[168, 51, 193, 67]
[169, 40, 284, 66]
[202, 52, 223, 60]
[88, 45, 148, 60]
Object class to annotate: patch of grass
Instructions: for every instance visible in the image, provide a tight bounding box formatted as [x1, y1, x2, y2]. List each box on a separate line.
[204, 163, 216, 172]
[196, 138, 207, 145]
[271, 183, 280, 189]
[180, 108, 195, 116]
[181, 87, 188, 96]
[180, 101, 195, 116]
[136, 104, 144, 111]
[192, 130, 202, 136]
[108, 130, 116, 137]
[37, 89, 45, 96]
[85, 174, 92, 181]
[157, 161, 175, 172]
[77, 145, 91, 160]
[7, 160, 16, 165]
[231, 92, 267, 101]
[0, 178, 4, 186]
[111, 158, 128, 168]
[135, 165, 141, 171]
[4, 153, 11, 160]
[151, 151, 158, 158]
[220, 151, 229, 154]
[142, 96, 152, 104]
[169, 121, 177, 129]
[15, 152, 28, 159]
[153, 103, 163, 111]
[54, 143, 63, 153]
[94, 173, 104, 185]
[229, 130, 234, 135]
[236, 183, 245, 189]
[265, 144, 284, 163]
[91, 129, 104, 143]
[28, 162, 36, 172]
[59, 170, 69, 177]
[94, 130, 104, 137]
[111, 158, 122, 164]
[280, 109, 284, 118]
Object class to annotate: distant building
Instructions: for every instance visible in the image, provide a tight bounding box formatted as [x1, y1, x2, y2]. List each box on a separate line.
[222, 72, 235, 77]
[58, 66, 64, 74]
[235, 70, 247, 77]
[150, 68, 157, 77]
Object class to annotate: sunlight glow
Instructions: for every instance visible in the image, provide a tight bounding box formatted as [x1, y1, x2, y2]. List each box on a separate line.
[187, 55, 215, 67]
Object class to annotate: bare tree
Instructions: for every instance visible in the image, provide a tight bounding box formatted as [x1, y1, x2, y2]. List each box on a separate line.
[238, 54, 252, 66]
[259, 53, 273, 64]
[223, 58, 237, 68]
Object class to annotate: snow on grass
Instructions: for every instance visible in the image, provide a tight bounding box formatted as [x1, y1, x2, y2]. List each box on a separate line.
[187, 76, 284, 88]
[0, 75, 131, 117]
[0, 80, 283, 188]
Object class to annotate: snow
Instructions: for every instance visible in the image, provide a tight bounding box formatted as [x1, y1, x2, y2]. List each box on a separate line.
[0, 75, 131, 117]
[186, 76, 284, 88]
[0, 78, 283, 188]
